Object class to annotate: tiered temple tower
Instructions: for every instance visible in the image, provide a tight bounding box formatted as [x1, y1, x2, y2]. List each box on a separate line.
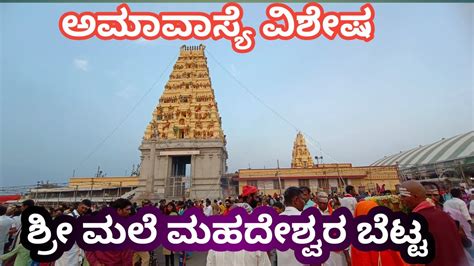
[137, 44, 227, 200]
[291, 132, 314, 168]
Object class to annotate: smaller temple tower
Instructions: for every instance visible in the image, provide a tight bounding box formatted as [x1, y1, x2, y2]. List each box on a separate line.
[291, 132, 314, 168]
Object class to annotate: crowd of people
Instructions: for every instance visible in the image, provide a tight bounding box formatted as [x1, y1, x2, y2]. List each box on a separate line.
[0, 181, 473, 266]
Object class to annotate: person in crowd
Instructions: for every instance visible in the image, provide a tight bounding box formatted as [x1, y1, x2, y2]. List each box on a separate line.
[137, 199, 153, 211]
[204, 199, 213, 217]
[163, 202, 178, 266]
[62, 204, 74, 216]
[315, 192, 332, 215]
[211, 200, 220, 215]
[399, 181, 469, 266]
[185, 199, 194, 211]
[58, 204, 68, 212]
[235, 186, 259, 214]
[56, 199, 92, 266]
[197, 200, 205, 212]
[421, 182, 444, 209]
[261, 198, 270, 207]
[329, 194, 341, 210]
[3, 205, 20, 254]
[351, 200, 408, 266]
[241, 185, 260, 209]
[132, 202, 138, 214]
[0, 226, 31, 266]
[218, 200, 226, 214]
[159, 199, 167, 214]
[85, 199, 133, 266]
[206, 194, 270, 266]
[177, 201, 185, 216]
[300, 186, 315, 210]
[20, 200, 34, 213]
[131, 202, 151, 266]
[176, 201, 192, 261]
[469, 194, 474, 219]
[317, 192, 331, 213]
[9, 206, 21, 233]
[444, 188, 472, 224]
[0, 206, 14, 266]
[52, 208, 63, 219]
[268, 195, 275, 206]
[270, 200, 284, 266]
[223, 199, 233, 216]
[6, 200, 33, 257]
[340, 185, 357, 215]
[461, 187, 470, 203]
[442, 180, 453, 202]
[272, 201, 285, 214]
[5, 207, 14, 218]
[443, 198, 474, 260]
[277, 187, 306, 266]
[315, 192, 350, 266]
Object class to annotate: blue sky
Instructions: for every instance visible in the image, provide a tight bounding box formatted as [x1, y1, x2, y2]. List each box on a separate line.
[1, 3, 472, 187]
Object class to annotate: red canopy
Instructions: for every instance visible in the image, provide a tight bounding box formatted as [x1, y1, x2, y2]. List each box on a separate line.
[0, 195, 21, 203]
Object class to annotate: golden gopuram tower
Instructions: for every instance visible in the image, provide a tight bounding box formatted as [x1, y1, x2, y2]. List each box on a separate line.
[137, 44, 228, 201]
[291, 132, 314, 168]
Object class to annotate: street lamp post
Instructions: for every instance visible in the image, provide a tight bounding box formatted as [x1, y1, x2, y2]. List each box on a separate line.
[314, 156, 323, 165]
[277, 160, 282, 196]
[90, 178, 94, 200]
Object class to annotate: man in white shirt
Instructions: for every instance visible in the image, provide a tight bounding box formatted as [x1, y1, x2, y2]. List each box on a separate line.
[316, 192, 330, 215]
[0, 206, 14, 266]
[444, 188, 472, 224]
[277, 187, 307, 266]
[206, 187, 271, 266]
[204, 199, 213, 216]
[316, 192, 350, 266]
[7, 200, 34, 254]
[55, 199, 92, 266]
[339, 185, 357, 216]
[3, 206, 21, 253]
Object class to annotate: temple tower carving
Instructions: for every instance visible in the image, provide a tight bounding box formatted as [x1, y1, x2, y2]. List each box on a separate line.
[137, 44, 227, 200]
[291, 132, 314, 168]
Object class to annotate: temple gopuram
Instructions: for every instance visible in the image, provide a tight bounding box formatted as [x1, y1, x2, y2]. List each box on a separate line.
[137, 44, 228, 201]
[291, 132, 314, 168]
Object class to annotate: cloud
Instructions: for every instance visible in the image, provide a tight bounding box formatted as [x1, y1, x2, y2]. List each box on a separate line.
[73, 58, 89, 72]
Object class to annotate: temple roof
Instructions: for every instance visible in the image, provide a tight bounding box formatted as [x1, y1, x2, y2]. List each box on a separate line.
[371, 131, 474, 168]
